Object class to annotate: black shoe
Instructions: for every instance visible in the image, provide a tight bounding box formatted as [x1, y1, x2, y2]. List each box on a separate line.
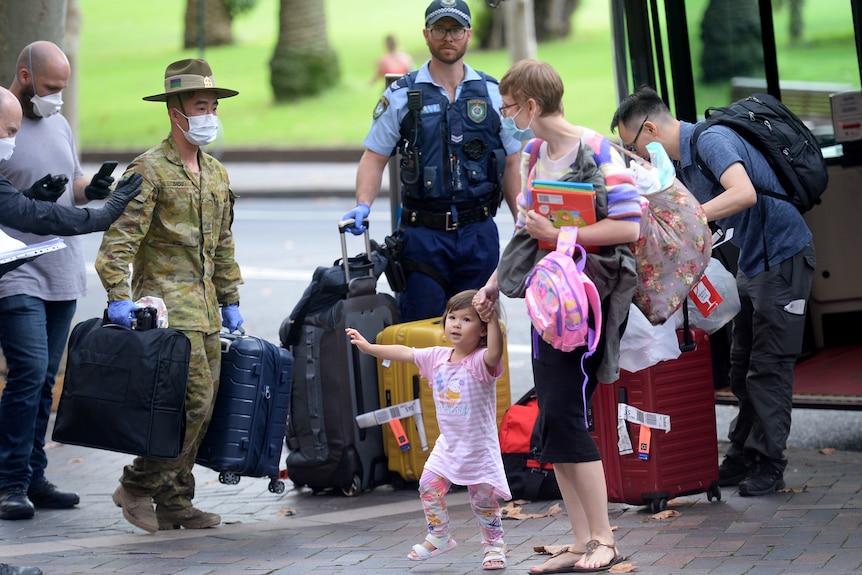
[27, 479, 79, 509]
[739, 463, 785, 496]
[0, 563, 43, 575]
[0, 488, 35, 520]
[718, 455, 750, 487]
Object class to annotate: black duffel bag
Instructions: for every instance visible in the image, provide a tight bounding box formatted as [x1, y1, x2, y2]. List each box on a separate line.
[53, 316, 190, 459]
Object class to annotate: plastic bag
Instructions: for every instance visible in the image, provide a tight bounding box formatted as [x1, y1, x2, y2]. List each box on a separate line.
[626, 142, 711, 325]
[619, 303, 681, 373]
[673, 257, 741, 334]
[135, 295, 169, 328]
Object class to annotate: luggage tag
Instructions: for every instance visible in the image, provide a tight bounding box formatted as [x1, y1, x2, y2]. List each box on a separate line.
[389, 419, 411, 451]
[637, 425, 652, 460]
[689, 274, 723, 318]
[617, 416, 633, 455]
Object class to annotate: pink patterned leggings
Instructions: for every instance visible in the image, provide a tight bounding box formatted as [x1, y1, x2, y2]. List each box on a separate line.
[418, 468, 504, 547]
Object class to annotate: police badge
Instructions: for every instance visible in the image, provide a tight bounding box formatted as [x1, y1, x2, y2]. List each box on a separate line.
[467, 99, 487, 123]
[373, 96, 389, 120]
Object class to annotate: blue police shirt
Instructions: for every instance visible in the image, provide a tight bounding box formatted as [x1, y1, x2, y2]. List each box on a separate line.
[363, 60, 521, 158]
[678, 121, 812, 277]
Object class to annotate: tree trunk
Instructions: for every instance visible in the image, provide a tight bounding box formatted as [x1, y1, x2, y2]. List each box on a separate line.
[65, 0, 81, 148]
[503, 0, 537, 63]
[184, 0, 234, 50]
[270, 0, 339, 101]
[0, 0, 68, 87]
[700, 0, 763, 83]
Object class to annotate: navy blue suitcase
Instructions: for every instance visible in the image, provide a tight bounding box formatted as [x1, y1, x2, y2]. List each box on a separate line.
[196, 330, 293, 493]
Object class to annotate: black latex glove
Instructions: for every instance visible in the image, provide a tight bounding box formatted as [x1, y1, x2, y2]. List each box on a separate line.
[102, 173, 143, 219]
[21, 173, 69, 202]
[84, 172, 115, 200]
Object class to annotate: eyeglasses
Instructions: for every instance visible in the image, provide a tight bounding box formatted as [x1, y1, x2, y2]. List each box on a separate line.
[499, 102, 519, 117]
[427, 27, 468, 41]
[625, 115, 649, 152]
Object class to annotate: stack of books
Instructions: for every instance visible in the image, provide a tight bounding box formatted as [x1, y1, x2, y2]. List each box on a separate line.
[530, 180, 596, 250]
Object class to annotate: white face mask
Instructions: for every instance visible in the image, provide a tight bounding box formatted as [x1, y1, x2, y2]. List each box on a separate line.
[176, 112, 219, 147]
[30, 91, 63, 118]
[0, 136, 15, 161]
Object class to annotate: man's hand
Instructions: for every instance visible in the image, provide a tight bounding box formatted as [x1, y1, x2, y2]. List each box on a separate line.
[84, 171, 115, 201]
[102, 173, 143, 216]
[341, 203, 370, 235]
[221, 304, 244, 332]
[21, 174, 68, 202]
[107, 300, 138, 327]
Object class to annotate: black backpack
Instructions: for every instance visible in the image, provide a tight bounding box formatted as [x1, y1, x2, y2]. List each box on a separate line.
[692, 93, 829, 213]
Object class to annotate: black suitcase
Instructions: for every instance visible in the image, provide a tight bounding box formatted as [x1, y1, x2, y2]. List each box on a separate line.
[195, 329, 293, 493]
[53, 317, 190, 459]
[281, 222, 398, 496]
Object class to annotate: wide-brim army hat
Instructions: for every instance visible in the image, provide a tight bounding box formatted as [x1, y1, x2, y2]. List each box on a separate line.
[142, 58, 239, 102]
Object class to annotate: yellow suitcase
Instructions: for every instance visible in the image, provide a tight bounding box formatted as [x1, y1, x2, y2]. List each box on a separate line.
[376, 317, 511, 487]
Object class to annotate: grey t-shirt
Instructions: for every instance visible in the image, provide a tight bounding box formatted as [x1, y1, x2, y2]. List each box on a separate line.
[0, 113, 86, 300]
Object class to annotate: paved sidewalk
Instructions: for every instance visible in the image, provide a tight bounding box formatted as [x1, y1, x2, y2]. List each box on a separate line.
[8, 160, 861, 573]
[1, 419, 861, 574]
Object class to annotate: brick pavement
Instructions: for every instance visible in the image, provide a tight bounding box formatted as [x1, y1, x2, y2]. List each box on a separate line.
[2, 430, 861, 574]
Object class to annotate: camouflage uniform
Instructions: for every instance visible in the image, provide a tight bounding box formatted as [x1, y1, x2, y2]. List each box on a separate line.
[95, 135, 242, 509]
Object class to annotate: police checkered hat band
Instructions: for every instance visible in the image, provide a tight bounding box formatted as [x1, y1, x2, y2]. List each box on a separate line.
[425, 0, 472, 28]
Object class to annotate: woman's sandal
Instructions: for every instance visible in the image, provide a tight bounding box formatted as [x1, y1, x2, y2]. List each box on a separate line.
[528, 546, 586, 574]
[406, 533, 458, 561]
[570, 539, 624, 573]
[482, 545, 507, 570]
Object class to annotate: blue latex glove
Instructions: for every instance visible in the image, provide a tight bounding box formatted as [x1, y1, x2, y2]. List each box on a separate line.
[341, 203, 370, 235]
[221, 304, 244, 332]
[107, 300, 137, 327]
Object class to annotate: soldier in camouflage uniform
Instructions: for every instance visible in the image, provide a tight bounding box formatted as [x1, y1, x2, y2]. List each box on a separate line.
[95, 59, 243, 534]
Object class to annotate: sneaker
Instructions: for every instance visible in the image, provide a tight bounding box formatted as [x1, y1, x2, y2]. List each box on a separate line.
[0, 488, 35, 520]
[0, 563, 43, 575]
[739, 463, 785, 496]
[156, 505, 221, 530]
[112, 485, 158, 533]
[27, 478, 79, 509]
[718, 455, 750, 487]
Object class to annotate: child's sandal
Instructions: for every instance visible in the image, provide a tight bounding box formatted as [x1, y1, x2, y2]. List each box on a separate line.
[407, 533, 458, 561]
[482, 545, 507, 570]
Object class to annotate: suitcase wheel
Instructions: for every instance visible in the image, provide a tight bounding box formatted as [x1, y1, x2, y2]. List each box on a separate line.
[219, 471, 241, 486]
[341, 474, 361, 497]
[707, 481, 722, 502]
[391, 475, 406, 491]
[268, 478, 286, 494]
[649, 498, 668, 513]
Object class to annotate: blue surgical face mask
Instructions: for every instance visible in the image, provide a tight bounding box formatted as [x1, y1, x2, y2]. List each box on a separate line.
[501, 106, 535, 142]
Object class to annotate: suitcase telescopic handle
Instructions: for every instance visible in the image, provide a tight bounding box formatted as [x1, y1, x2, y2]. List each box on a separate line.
[337, 219, 373, 282]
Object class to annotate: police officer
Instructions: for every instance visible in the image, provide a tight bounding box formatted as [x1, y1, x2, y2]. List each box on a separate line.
[343, 0, 521, 322]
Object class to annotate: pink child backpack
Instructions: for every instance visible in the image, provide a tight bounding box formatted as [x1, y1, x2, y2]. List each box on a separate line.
[525, 226, 602, 355]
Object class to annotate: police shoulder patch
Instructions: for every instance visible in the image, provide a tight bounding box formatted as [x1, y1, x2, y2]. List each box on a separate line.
[467, 99, 487, 123]
[373, 96, 389, 120]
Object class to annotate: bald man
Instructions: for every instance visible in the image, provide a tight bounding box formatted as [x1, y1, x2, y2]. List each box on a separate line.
[0, 86, 140, 241]
[0, 42, 140, 522]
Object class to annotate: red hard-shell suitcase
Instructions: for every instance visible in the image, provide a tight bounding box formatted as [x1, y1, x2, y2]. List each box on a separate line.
[589, 328, 721, 512]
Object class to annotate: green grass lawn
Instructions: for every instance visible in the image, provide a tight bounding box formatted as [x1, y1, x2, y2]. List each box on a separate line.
[77, 0, 619, 150]
[77, 0, 858, 151]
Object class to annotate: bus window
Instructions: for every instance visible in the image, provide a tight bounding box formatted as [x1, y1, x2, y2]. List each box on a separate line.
[684, 0, 859, 146]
